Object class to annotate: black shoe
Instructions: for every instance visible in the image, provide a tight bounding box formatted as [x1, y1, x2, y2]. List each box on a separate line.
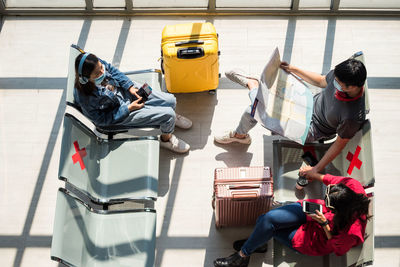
[233, 239, 268, 254]
[214, 252, 250, 267]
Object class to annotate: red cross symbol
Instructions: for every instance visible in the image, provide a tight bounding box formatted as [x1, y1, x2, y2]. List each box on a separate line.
[72, 141, 87, 170]
[346, 145, 362, 175]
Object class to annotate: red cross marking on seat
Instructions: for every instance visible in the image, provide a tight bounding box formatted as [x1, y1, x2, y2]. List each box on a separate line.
[72, 141, 87, 170]
[346, 145, 362, 175]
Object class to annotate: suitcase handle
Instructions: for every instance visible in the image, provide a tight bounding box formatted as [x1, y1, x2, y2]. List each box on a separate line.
[232, 192, 258, 200]
[229, 185, 260, 190]
[177, 47, 205, 59]
[175, 40, 204, 46]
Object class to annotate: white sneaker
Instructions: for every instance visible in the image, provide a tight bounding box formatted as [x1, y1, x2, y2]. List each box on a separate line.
[160, 134, 190, 153]
[225, 69, 259, 88]
[214, 131, 252, 145]
[175, 114, 192, 129]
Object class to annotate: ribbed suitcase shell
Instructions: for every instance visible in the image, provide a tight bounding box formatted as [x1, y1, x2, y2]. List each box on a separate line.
[213, 166, 273, 228]
[161, 22, 219, 93]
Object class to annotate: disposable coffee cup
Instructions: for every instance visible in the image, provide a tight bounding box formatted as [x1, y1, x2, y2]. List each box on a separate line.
[296, 176, 308, 190]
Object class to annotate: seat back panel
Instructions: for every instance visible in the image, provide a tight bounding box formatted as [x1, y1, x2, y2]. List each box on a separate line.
[59, 115, 159, 202]
[51, 189, 156, 267]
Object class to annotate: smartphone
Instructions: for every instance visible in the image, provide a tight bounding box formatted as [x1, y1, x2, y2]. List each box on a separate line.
[137, 83, 152, 103]
[303, 201, 322, 214]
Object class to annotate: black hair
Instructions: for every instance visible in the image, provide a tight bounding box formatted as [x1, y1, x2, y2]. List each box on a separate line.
[74, 53, 99, 96]
[334, 59, 367, 88]
[328, 183, 371, 235]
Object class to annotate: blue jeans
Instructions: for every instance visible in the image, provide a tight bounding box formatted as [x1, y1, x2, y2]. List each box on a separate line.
[117, 89, 177, 134]
[241, 203, 306, 256]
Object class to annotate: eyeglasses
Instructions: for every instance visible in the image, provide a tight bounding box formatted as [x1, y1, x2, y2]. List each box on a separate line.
[325, 185, 335, 210]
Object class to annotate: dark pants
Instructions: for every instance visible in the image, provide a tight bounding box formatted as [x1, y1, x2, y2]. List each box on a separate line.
[241, 203, 306, 256]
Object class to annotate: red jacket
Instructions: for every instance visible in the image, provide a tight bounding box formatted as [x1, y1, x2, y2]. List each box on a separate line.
[292, 174, 367, 256]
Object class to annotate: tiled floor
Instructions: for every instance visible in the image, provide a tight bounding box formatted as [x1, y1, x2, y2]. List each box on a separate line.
[0, 15, 399, 267]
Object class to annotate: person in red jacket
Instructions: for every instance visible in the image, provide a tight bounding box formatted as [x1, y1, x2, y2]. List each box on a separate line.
[213, 168, 371, 267]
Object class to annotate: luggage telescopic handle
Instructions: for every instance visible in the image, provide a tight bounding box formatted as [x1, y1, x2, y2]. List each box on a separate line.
[175, 40, 204, 46]
[229, 185, 260, 190]
[232, 192, 258, 200]
[177, 47, 205, 59]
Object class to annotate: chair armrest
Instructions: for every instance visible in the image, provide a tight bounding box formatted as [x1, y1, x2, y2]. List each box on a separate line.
[123, 69, 162, 75]
[123, 69, 163, 92]
[65, 104, 161, 140]
[96, 124, 162, 140]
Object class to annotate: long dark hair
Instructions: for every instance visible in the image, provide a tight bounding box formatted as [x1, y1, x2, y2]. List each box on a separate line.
[328, 183, 371, 235]
[74, 53, 99, 96]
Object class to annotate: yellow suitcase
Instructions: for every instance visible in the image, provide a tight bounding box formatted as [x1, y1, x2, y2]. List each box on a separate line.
[161, 22, 219, 93]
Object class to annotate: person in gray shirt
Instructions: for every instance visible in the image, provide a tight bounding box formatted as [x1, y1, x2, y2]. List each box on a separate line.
[215, 59, 367, 178]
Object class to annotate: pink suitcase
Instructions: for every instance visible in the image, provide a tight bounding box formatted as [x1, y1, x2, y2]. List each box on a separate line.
[213, 166, 273, 228]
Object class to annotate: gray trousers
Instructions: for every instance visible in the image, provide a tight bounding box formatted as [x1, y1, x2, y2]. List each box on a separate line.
[235, 87, 258, 135]
[235, 104, 258, 135]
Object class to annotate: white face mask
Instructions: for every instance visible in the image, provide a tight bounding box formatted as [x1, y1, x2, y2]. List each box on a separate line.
[94, 64, 106, 85]
[334, 79, 344, 92]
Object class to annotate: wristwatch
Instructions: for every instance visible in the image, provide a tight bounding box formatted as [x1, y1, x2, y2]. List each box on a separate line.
[319, 219, 329, 227]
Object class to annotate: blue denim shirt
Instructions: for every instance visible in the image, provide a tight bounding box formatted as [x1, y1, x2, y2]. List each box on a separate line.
[74, 59, 139, 126]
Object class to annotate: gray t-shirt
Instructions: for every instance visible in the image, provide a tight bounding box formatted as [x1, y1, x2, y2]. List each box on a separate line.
[310, 70, 365, 140]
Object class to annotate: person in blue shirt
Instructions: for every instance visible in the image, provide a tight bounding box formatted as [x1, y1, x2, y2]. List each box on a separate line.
[74, 52, 192, 153]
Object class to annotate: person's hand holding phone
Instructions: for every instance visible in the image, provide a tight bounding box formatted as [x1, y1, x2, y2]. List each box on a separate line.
[308, 210, 328, 224]
[128, 97, 144, 111]
[312, 210, 332, 240]
[129, 86, 140, 98]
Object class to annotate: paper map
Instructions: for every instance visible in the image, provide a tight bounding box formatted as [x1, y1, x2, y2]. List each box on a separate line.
[251, 47, 314, 145]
